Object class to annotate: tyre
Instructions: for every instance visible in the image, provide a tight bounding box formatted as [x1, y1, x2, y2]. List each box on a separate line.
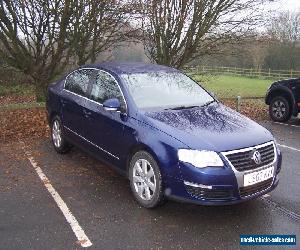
[129, 151, 164, 208]
[269, 96, 292, 122]
[51, 116, 72, 154]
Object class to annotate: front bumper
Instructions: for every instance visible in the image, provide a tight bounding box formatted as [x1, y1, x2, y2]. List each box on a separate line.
[164, 143, 282, 206]
[167, 176, 279, 206]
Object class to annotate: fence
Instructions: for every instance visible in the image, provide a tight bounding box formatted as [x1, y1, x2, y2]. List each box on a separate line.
[188, 66, 300, 80]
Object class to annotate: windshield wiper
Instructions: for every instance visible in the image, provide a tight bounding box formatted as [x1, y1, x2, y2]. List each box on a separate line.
[165, 105, 200, 110]
[201, 100, 215, 107]
[164, 101, 215, 110]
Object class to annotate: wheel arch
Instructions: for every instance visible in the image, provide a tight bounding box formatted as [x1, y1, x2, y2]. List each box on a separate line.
[49, 111, 59, 123]
[266, 87, 294, 105]
[126, 143, 161, 177]
[266, 87, 296, 115]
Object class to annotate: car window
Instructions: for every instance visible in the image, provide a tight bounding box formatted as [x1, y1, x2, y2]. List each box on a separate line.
[65, 69, 95, 97]
[91, 70, 126, 110]
[122, 71, 214, 109]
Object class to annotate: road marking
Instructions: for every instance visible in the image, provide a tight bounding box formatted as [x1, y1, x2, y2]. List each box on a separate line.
[273, 122, 300, 128]
[277, 143, 300, 152]
[20, 142, 92, 248]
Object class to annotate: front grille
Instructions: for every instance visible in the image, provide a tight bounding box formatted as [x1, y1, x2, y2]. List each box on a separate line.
[186, 186, 233, 200]
[239, 178, 273, 197]
[224, 143, 275, 172]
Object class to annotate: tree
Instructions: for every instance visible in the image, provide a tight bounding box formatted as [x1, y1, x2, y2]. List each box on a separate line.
[69, 0, 137, 65]
[242, 36, 269, 71]
[268, 11, 300, 45]
[265, 11, 300, 70]
[0, 0, 134, 101]
[0, 0, 75, 101]
[139, 0, 268, 69]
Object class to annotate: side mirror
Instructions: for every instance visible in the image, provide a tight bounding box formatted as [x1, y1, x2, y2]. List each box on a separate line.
[103, 98, 120, 112]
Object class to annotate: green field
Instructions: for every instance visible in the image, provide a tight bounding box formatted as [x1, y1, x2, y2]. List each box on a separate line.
[191, 74, 272, 98]
[0, 74, 272, 100]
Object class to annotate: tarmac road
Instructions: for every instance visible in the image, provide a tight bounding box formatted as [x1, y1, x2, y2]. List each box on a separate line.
[0, 119, 299, 250]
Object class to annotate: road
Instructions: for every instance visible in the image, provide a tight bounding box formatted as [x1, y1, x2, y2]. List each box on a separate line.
[0, 119, 299, 249]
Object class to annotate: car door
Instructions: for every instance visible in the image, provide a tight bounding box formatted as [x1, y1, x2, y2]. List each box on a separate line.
[294, 80, 300, 106]
[84, 70, 129, 166]
[61, 68, 97, 140]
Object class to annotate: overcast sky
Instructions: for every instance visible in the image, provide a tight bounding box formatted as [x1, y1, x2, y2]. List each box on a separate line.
[270, 0, 300, 11]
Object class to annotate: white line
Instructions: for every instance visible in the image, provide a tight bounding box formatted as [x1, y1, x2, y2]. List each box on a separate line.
[273, 122, 300, 128]
[277, 143, 300, 152]
[21, 143, 92, 248]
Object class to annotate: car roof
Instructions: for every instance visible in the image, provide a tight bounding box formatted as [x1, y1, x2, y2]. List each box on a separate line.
[81, 61, 179, 75]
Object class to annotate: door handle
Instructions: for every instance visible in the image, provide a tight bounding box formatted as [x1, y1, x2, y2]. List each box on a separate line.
[61, 99, 68, 107]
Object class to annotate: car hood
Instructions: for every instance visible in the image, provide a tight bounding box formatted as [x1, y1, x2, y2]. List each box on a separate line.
[141, 102, 273, 152]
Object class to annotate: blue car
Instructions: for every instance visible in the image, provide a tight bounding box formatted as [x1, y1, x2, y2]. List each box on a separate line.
[46, 62, 282, 208]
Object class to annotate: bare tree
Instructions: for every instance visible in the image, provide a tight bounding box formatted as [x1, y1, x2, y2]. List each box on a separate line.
[244, 36, 269, 71]
[69, 0, 137, 65]
[0, 0, 135, 100]
[139, 0, 268, 69]
[265, 11, 300, 70]
[268, 11, 300, 44]
[0, 0, 75, 101]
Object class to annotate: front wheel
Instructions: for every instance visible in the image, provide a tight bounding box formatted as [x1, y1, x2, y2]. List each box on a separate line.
[269, 96, 292, 122]
[129, 151, 164, 208]
[51, 116, 72, 154]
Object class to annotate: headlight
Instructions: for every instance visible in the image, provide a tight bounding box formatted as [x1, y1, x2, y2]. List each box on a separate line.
[178, 149, 224, 168]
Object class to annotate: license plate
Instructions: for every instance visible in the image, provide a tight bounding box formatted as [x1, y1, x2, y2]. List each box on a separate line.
[244, 167, 274, 187]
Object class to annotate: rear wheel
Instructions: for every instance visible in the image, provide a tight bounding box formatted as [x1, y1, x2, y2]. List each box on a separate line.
[129, 151, 164, 208]
[269, 96, 292, 122]
[51, 116, 72, 154]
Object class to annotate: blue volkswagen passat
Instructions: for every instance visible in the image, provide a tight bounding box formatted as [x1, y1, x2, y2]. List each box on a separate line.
[46, 62, 282, 208]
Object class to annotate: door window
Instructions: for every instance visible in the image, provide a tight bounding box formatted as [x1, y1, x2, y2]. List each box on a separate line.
[91, 71, 126, 111]
[65, 69, 95, 97]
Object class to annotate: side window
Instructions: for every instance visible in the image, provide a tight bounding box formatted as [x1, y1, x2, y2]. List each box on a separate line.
[91, 71, 126, 110]
[65, 69, 95, 97]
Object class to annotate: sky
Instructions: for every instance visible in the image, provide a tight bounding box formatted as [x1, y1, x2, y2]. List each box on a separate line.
[270, 0, 300, 11]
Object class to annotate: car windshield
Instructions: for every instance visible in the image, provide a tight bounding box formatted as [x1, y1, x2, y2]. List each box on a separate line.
[121, 71, 214, 110]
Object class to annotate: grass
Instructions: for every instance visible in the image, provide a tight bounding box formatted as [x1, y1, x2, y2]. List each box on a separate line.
[0, 74, 271, 101]
[0, 84, 35, 96]
[191, 74, 272, 99]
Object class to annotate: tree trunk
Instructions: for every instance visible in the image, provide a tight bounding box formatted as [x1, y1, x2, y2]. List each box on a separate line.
[34, 79, 48, 102]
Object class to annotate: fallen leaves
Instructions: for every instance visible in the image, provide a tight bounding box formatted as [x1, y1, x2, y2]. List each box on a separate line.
[221, 99, 269, 121]
[0, 98, 269, 143]
[0, 107, 49, 142]
[0, 95, 36, 106]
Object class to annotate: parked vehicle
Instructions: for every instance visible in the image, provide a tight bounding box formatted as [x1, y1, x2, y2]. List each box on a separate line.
[265, 78, 300, 122]
[46, 62, 282, 208]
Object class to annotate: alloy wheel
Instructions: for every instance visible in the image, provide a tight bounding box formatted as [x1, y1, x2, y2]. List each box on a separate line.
[52, 120, 62, 148]
[272, 100, 287, 119]
[132, 159, 157, 201]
